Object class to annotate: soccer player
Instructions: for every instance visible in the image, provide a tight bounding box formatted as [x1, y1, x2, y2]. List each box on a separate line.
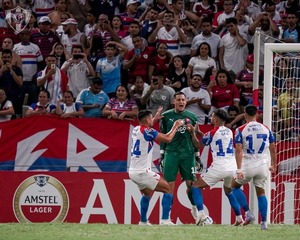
[159, 92, 203, 225]
[231, 104, 277, 230]
[189, 109, 243, 226]
[129, 109, 184, 226]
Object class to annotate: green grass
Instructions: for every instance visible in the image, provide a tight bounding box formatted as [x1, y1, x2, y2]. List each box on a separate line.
[0, 223, 299, 240]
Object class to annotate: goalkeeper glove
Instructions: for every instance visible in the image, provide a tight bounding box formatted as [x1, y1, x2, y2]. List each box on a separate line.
[195, 155, 203, 172]
[158, 154, 164, 172]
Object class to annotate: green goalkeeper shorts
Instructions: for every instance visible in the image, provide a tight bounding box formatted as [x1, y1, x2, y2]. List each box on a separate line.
[163, 151, 196, 182]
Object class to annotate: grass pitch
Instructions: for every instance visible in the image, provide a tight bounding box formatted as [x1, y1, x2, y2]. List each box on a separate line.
[0, 223, 299, 240]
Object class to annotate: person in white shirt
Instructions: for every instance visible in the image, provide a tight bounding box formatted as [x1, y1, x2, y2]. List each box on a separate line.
[0, 88, 14, 122]
[129, 108, 184, 225]
[181, 74, 211, 124]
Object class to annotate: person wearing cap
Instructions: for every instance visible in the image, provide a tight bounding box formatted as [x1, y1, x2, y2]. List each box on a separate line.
[119, 0, 143, 31]
[235, 53, 263, 108]
[30, 16, 59, 60]
[60, 18, 89, 55]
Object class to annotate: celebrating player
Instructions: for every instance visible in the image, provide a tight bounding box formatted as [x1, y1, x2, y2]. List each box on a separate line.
[159, 92, 203, 225]
[128, 109, 184, 226]
[231, 104, 277, 230]
[189, 109, 243, 226]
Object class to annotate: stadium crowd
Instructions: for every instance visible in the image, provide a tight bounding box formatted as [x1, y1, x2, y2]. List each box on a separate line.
[0, 0, 299, 138]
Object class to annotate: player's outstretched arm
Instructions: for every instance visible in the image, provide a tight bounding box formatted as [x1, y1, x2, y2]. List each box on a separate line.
[155, 119, 184, 143]
[269, 142, 277, 173]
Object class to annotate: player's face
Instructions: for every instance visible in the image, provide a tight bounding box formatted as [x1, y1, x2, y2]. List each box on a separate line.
[211, 113, 218, 125]
[174, 94, 187, 112]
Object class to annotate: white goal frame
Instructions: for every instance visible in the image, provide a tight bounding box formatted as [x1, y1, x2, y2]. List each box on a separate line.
[263, 43, 300, 224]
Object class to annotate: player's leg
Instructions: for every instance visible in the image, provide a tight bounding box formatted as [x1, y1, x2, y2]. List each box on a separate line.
[140, 188, 153, 225]
[223, 177, 243, 226]
[231, 177, 255, 225]
[160, 152, 179, 225]
[253, 164, 269, 230]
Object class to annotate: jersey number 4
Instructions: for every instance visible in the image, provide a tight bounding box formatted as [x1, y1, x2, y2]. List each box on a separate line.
[131, 140, 141, 156]
[215, 138, 234, 156]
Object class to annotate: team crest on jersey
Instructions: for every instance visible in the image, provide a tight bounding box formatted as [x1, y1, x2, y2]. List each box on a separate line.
[5, 6, 31, 33]
[143, 54, 148, 59]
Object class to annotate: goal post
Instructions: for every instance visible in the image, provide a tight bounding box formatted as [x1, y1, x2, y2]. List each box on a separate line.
[263, 43, 300, 224]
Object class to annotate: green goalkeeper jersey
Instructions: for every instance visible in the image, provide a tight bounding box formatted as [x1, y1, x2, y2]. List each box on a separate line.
[160, 109, 198, 155]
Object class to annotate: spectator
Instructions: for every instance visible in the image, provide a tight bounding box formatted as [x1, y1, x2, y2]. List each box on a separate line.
[140, 72, 175, 115]
[26, 0, 55, 19]
[83, 10, 97, 37]
[263, 1, 282, 26]
[30, 16, 60, 61]
[235, 53, 264, 107]
[202, 66, 217, 90]
[0, 37, 22, 68]
[149, 42, 172, 80]
[13, 28, 43, 105]
[190, 18, 221, 60]
[27, 12, 39, 32]
[37, 54, 69, 104]
[282, 12, 300, 43]
[0, 49, 23, 116]
[129, 76, 148, 110]
[92, 0, 119, 22]
[123, 35, 155, 86]
[48, 0, 68, 31]
[0, 88, 14, 122]
[208, 69, 240, 113]
[219, 17, 247, 75]
[248, 12, 280, 67]
[235, 0, 261, 20]
[166, 55, 189, 92]
[55, 90, 84, 118]
[192, 0, 217, 19]
[140, 6, 160, 46]
[188, 42, 217, 78]
[111, 15, 127, 40]
[55, 11, 73, 37]
[121, 20, 147, 50]
[89, 13, 120, 48]
[0, 0, 13, 28]
[213, 0, 236, 36]
[102, 84, 139, 121]
[96, 41, 128, 98]
[148, 10, 187, 56]
[60, 18, 89, 55]
[119, 0, 143, 31]
[50, 42, 70, 68]
[225, 105, 244, 130]
[273, 56, 292, 91]
[76, 78, 109, 118]
[61, 45, 95, 98]
[25, 89, 56, 117]
[181, 74, 211, 124]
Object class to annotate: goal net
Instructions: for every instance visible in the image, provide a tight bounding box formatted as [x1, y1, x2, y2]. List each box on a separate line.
[264, 43, 300, 224]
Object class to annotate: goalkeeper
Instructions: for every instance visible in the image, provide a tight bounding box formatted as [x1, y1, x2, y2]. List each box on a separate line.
[159, 92, 203, 225]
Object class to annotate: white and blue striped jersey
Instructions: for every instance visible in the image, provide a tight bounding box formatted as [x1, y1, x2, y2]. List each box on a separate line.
[235, 121, 275, 166]
[129, 126, 158, 172]
[202, 126, 236, 170]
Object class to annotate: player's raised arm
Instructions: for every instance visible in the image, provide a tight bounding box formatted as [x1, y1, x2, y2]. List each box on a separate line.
[155, 119, 184, 143]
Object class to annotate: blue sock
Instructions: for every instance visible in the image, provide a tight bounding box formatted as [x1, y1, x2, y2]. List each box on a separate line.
[258, 195, 268, 222]
[162, 193, 173, 220]
[191, 187, 203, 211]
[227, 192, 241, 216]
[140, 195, 150, 222]
[232, 188, 250, 212]
[187, 188, 195, 205]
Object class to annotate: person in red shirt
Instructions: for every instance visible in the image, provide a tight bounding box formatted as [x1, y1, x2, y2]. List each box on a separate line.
[207, 69, 240, 113]
[123, 35, 155, 87]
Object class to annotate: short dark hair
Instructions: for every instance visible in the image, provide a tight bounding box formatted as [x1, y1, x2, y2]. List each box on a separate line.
[91, 77, 103, 85]
[227, 105, 240, 113]
[2, 48, 12, 56]
[214, 109, 228, 122]
[137, 110, 152, 122]
[225, 17, 238, 25]
[244, 104, 257, 116]
[39, 89, 50, 99]
[174, 91, 186, 98]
